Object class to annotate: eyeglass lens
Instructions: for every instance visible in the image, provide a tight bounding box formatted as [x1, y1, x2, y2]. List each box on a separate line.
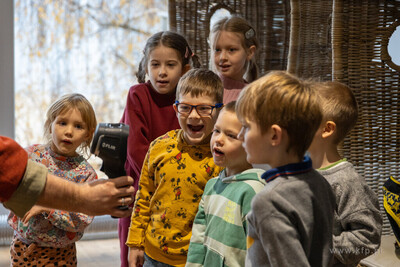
[178, 104, 213, 116]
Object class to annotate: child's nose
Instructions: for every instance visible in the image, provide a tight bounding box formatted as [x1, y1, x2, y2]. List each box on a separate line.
[65, 125, 73, 136]
[159, 65, 167, 76]
[188, 107, 201, 118]
[216, 135, 224, 145]
[219, 50, 227, 60]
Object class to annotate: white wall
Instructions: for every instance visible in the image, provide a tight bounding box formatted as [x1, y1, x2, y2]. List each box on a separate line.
[0, 0, 14, 138]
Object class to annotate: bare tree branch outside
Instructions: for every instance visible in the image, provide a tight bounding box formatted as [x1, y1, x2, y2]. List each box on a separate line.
[14, 0, 168, 147]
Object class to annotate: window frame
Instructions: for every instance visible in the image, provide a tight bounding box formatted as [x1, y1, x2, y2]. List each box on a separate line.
[0, 0, 14, 138]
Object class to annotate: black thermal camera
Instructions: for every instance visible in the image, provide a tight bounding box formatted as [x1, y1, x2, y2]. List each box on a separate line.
[90, 123, 129, 179]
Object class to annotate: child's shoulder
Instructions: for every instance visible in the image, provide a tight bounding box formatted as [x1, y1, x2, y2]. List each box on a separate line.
[241, 168, 266, 176]
[262, 169, 330, 198]
[126, 82, 153, 100]
[25, 144, 46, 155]
[128, 82, 151, 92]
[149, 129, 180, 149]
[230, 168, 266, 183]
[318, 160, 360, 184]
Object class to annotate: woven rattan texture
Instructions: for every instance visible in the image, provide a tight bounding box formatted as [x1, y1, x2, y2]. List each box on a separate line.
[332, 0, 400, 236]
[169, 0, 290, 73]
[170, 0, 400, 236]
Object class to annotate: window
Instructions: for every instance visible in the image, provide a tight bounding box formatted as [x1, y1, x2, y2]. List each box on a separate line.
[14, 0, 168, 147]
[388, 25, 400, 67]
[0, 0, 169, 244]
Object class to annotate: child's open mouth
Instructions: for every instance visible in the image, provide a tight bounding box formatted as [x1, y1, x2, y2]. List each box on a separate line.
[213, 147, 224, 156]
[188, 124, 204, 132]
[219, 64, 230, 70]
[62, 140, 72, 144]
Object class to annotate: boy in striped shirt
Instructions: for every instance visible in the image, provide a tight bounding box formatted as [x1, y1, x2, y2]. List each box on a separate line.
[186, 101, 266, 267]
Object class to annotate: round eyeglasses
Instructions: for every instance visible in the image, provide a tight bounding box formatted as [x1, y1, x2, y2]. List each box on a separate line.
[174, 101, 223, 117]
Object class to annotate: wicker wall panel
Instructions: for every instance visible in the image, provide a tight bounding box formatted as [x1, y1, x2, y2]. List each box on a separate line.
[334, 0, 400, 235]
[287, 0, 333, 79]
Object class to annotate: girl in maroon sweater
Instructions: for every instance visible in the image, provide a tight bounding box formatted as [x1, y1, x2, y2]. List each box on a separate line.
[119, 31, 200, 267]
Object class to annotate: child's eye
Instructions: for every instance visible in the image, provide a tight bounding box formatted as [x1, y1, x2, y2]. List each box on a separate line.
[214, 48, 221, 53]
[75, 124, 83, 129]
[198, 106, 212, 112]
[179, 105, 191, 113]
[59, 121, 67, 126]
[167, 63, 177, 67]
[151, 63, 159, 67]
[229, 48, 237, 52]
[228, 133, 238, 139]
[213, 129, 220, 134]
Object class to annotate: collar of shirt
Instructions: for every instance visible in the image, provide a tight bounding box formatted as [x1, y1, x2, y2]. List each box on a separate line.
[261, 156, 313, 183]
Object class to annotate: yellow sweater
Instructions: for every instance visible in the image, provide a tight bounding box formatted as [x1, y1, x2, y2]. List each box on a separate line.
[126, 129, 222, 266]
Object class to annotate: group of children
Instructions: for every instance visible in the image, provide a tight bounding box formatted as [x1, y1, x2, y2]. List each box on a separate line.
[7, 14, 382, 267]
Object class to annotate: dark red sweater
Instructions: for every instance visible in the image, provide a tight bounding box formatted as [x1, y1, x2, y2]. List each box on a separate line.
[120, 81, 180, 191]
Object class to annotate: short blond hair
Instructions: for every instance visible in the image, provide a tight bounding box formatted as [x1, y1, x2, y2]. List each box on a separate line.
[44, 93, 97, 155]
[314, 81, 358, 144]
[236, 71, 322, 159]
[176, 68, 224, 103]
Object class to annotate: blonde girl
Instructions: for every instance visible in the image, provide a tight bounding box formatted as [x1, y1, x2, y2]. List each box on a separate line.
[119, 31, 201, 267]
[8, 93, 98, 266]
[209, 15, 259, 103]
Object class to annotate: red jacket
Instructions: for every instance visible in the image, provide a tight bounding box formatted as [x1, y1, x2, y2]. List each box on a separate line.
[0, 136, 28, 202]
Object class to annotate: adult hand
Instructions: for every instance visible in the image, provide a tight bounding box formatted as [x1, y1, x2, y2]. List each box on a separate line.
[78, 176, 135, 217]
[36, 174, 135, 218]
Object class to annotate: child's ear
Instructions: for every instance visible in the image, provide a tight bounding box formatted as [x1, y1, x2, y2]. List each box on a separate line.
[182, 64, 191, 75]
[173, 103, 179, 115]
[322, 121, 336, 139]
[247, 45, 256, 60]
[270, 124, 283, 146]
[85, 130, 92, 141]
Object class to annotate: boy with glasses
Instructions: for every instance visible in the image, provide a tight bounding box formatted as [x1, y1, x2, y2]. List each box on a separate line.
[127, 69, 224, 267]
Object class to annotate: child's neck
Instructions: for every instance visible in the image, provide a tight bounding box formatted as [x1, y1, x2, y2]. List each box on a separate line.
[225, 163, 252, 177]
[219, 74, 245, 84]
[268, 150, 302, 169]
[309, 146, 342, 169]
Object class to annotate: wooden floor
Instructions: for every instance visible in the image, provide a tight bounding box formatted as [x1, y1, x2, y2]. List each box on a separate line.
[1, 236, 399, 266]
[0, 238, 121, 267]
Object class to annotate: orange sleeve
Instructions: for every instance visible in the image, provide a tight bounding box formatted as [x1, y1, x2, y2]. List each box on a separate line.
[0, 136, 28, 202]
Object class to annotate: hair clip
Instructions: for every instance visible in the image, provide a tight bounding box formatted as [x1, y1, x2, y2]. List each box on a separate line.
[245, 28, 255, 39]
[185, 47, 189, 58]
